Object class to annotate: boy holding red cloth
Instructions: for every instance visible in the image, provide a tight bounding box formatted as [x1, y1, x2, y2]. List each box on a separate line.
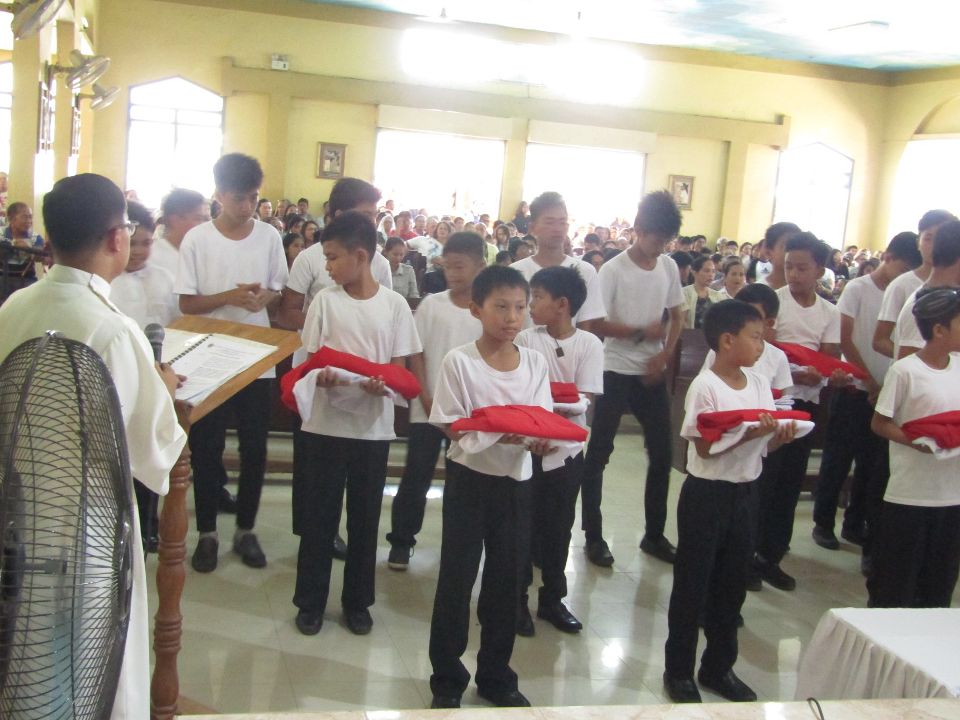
[665, 300, 798, 704]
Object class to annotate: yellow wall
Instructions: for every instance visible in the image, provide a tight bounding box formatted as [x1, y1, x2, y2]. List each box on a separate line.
[69, 0, 956, 249]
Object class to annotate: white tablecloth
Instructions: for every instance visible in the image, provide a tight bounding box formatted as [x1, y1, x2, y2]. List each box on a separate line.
[796, 608, 960, 700]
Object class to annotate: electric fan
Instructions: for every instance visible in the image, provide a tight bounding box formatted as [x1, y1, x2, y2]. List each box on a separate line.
[0, 332, 133, 719]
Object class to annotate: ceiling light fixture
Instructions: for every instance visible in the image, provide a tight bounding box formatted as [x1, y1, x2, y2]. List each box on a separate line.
[0, 0, 67, 40]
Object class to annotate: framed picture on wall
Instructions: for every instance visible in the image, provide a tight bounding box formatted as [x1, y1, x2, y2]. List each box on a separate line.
[317, 142, 347, 179]
[668, 174, 694, 210]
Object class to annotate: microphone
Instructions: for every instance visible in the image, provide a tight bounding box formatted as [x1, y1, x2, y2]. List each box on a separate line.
[144, 323, 165, 363]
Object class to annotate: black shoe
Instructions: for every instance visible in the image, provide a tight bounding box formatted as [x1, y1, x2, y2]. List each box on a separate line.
[477, 687, 531, 707]
[233, 532, 267, 568]
[737, 613, 744, 628]
[344, 608, 373, 635]
[841, 525, 867, 547]
[295, 610, 322, 635]
[218, 487, 238, 514]
[860, 553, 873, 578]
[537, 602, 582, 633]
[754, 557, 796, 591]
[663, 673, 701, 703]
[517, 605, 535, 637]
[585, 539, 614, 567]
[640, 534, 677, 564]
[745, 568, 762, 592]
[697, 668, 757, 702]
[812, 525, 840, 550]
[388, 544, 411, 571]
[430, 695, 461, 709]
[191, 536, 218, 573]
[333, 533, 348, 561]
[144, 532, 160, 554]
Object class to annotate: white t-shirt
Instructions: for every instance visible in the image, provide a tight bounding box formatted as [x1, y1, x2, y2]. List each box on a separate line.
[598, 251, 684, 375]
[703, 341, 792, 392]
[894, 288, 924, 355]
[110, 265, 180, 330]
[837, 273, 890, 384]
[515, 326, 604, 428]
[681, 369, 775, 483]
[876, 354, 960, 506]
[510, 255, 606, 327]
[287, 243, 393, 312]
[430, 342, 551, 481]
[774, 286, 841, 350]
[409, 291, 482, 424]
[149, 229, 180, 281]
[301, 284, 422, 440]
[877, 268, 926, 323]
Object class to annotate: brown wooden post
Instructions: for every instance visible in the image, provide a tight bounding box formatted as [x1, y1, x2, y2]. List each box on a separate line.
[150, 434, 191, 720]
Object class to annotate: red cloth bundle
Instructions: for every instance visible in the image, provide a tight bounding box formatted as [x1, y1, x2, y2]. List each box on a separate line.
[551, 382, 580, 404]
[772, 388, 784, 400]
[773, 341, 869, 381]
[280, 346, 421, 413]
[697, 409, 812, 443]
[451, 405, 589, 442]
[902, 411, 960, 450]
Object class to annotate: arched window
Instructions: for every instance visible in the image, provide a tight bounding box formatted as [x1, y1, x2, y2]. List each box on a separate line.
[773, 142, 853, 249]
[125, 77, 223, 208]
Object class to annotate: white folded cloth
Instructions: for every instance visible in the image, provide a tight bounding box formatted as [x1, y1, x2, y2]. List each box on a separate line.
[293, 368, 406, 422]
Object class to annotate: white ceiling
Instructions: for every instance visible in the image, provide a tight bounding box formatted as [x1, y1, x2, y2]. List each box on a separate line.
[305, 0, 960, 71]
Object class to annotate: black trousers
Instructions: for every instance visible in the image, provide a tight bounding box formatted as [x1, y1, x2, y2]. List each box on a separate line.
[520, 453, 583, 607]
[756, 398, 817, 564]
[387, 423, 447, 548]
[582, 372, 673, 542]
[429, 462, 524, 699]
[665, 475, 751, 679]
[867, 502, 960, 608]
[813, 390, 889, 536]
[189, 379, 271, 534]
[293, 433, 389, 614]
[134, 480, 159, 541]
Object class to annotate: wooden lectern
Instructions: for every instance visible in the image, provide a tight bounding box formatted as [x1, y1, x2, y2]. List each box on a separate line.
[150, 316, 300, 720]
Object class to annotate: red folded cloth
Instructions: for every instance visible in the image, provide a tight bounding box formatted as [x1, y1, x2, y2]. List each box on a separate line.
[280, 346, 422, 413]
[773, 341, 869, 381]
[697, 409, 812, 443]
[772, 388, 784, 400]
[451, 405, 589, 442]
[902, 411, 960, 450]
[551, 382, 580, 404]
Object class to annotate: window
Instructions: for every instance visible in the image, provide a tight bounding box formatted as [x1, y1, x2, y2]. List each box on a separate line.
[374, 129, 505, 218]
[126, 78, 223, 208]
[523, 143, 645, 228]
[773, 143, 853, 248]
[888, 139, 960, 237]
[0, 62, 11, 174]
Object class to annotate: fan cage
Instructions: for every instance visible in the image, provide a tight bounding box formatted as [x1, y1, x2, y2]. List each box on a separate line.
[0, 333, 133, 720]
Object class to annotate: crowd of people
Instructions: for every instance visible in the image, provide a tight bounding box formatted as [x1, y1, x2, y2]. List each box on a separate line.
[0, 154, 957, 716]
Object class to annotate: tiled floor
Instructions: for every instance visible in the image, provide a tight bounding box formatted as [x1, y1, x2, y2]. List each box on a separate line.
[145, 424, 907, 714]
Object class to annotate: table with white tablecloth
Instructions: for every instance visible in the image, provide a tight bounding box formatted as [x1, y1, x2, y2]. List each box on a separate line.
[797, 608, 960, 700]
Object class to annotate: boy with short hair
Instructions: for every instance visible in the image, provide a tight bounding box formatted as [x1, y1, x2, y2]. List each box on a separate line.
[665, 300, 797, 704]
[812, 232, 922, 557]
[582, 190, 685, 567]
[386, 232, 486, 569]
[869, 287, 960, 608]
[293, 211, 421, 636]
[151, 188, 210, 280]
[515, 266, 604, 635]
[754, 233, 843, 590]
[176, 153, 288, 573]
[757, 222, 800, 290]
[428, 266, 552, 710]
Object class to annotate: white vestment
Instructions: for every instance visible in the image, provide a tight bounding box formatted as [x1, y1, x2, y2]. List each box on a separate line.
[0, 264, 187, 720]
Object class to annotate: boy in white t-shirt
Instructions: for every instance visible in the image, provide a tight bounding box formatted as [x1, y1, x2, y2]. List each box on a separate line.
[279, 177, 393, 561]
[811, 232, 921, 563]
[893, 221, 960, 360]
[756, 233, 844, 591]
[292, 212, 422, 637]
[509, 191, 606, 331]
[386, 233, 486, 569]
[175, 153, 288, 574]
[428, 266, 552, 710]
[869, 287, 960, 608]
[757, 222, 800, 291]
[515, 266, 604, 637]
[582, 190, 684, 567]
[665, 300, 797, 704]
[873, 209, 955, 359]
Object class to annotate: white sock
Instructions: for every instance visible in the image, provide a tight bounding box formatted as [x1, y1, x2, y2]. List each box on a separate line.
[199, 531, 217, 541]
